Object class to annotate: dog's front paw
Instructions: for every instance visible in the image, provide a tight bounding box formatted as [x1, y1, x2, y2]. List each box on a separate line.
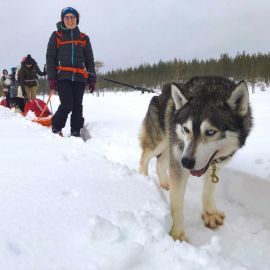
[169, 228, 188, 242]
[202, 211, 225, 229]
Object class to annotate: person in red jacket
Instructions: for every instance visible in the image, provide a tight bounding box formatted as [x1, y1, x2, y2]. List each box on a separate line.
[46, 7, 96, 137]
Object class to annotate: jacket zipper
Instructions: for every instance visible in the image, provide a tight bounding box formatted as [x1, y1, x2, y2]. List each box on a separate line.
[71, 30, 74, 81]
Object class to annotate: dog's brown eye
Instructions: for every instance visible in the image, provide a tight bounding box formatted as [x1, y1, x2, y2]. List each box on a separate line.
[205, 129, 217, 136]
[183, 127, 190, 134]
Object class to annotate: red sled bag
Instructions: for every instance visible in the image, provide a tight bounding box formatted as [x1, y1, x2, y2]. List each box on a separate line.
[0, 98, 7, 107]
[24, 99, 51, 117]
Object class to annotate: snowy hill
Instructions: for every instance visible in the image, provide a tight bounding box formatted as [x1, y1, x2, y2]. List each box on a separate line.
[0, 89, 270, 270]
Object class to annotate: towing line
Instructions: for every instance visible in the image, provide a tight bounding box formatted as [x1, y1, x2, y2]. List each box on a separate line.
[100, 77, 161, 94]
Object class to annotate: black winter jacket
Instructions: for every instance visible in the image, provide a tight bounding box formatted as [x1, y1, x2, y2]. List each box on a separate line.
[46, 22, 96, 83]
[19, 61, 46, 88]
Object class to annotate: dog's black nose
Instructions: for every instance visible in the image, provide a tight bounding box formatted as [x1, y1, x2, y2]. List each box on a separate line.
[181, 157, 195, 169]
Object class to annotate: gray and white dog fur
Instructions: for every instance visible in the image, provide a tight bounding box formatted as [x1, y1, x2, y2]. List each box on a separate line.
[139, 76, 252, 241]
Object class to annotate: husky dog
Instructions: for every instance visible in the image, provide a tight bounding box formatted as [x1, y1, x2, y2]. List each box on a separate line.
[139, 76, 252, 241]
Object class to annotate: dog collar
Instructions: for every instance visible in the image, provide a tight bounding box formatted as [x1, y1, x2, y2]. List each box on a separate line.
[214, 151, 236, 164]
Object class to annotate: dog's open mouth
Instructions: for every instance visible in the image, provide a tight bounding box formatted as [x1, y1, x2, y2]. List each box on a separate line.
[190, 151, 218, 177]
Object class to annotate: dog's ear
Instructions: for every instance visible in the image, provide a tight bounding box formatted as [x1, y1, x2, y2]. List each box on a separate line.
[171, 83, 188, 110]
[227, 81, 249, 116]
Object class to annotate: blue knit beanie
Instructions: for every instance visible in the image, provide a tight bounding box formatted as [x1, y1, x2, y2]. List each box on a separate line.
[61, 7, 79, 24]
[11, 67, 17, 74]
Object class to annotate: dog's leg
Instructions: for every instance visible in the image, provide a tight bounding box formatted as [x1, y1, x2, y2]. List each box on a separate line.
[201, 168, 225, 229]
[169, 163, 189, 241]
[156, 150, 169, 190]
[139, 150, 152, 176]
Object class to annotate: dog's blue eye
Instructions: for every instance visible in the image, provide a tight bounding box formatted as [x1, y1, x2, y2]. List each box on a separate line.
[183, 127, 190, 134]
[205, 129, 216, 136]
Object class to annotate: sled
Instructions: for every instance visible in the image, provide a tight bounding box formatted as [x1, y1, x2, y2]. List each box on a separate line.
[32, 115, 52, 126]
[31, 90, 54, 127]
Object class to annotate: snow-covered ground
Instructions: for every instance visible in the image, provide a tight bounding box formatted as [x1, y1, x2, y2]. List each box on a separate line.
[0, 87, 270, 270]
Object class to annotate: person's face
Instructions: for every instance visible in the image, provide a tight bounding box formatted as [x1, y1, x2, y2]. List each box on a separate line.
[3, 70, 8, 75]
[63, 13, 77, 29]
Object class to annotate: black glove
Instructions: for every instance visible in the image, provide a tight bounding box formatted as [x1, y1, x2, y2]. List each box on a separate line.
[88, 73, 97, 93]
[43, 64, 47, 75]
[89, 82, 96, 93]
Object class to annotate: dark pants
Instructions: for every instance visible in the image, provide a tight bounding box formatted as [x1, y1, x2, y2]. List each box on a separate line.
[52, 80, 85, 132]
[4, 91, 11, 108]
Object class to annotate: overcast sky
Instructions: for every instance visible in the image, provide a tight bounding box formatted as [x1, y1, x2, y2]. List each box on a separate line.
[1, 0, 270, 73]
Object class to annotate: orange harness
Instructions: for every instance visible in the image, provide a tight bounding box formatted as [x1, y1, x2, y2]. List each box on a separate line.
[56, 66, 89, 78]
[56, 31, 86, 48]
[55, 31, 89, 79]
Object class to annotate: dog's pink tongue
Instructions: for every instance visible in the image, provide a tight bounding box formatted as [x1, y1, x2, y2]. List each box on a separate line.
[190, 169, 204, 177]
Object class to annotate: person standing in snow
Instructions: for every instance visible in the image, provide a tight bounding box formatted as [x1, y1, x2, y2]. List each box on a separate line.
[46, 7, 97, 137]
[9, 67, 18, 99]
[18, 54, 47, 99]
[1, 69, 11, 108]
